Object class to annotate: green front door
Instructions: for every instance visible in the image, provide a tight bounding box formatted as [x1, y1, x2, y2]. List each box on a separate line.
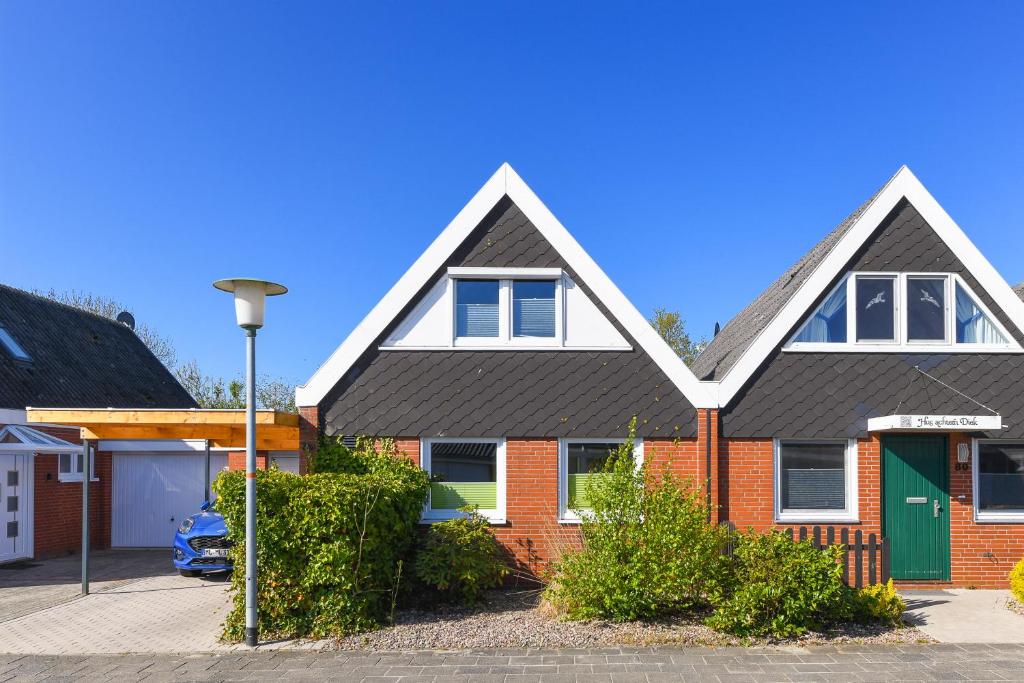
[883, 435, 950, 581]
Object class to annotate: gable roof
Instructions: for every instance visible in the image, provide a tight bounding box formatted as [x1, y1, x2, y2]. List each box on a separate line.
[691, 184, 887, 382]
[0, 284, 197, 410]
[698, 166, 1024, 408]
[297, 163, 714, 409]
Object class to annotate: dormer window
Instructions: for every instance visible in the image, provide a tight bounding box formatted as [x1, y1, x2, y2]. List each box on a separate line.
[788, 273, 1015, 351]
[0, 325, 30, 363]
[450, 268, 565, 347]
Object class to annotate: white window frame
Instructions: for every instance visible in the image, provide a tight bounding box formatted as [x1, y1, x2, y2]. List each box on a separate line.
[773, 438, 858, 523]
[972, 439, 1024, 523]
[853, 273, 900, 345]
[449, 268, 565, 348]
[58, 451, 98, 483]
[0, 326, 31, 362]
[420, 437, 506, 524]
[785, 273, 1020, 353]
[904, 273, 951, 344]
[557, 438, 644, 523]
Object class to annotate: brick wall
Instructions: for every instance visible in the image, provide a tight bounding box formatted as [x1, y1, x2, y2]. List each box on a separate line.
[947, 433, 1024, 587]
[390, 436, 701, 580]
[718, 432, 1022, 588]
[30, 427, 112, 558]
[298, 406, 319, 474]
[226, 451, 269, 471]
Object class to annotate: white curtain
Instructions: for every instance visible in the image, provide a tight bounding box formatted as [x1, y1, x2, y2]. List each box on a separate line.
[794, 284, 846, 343]
[956, 283, 1006, 344]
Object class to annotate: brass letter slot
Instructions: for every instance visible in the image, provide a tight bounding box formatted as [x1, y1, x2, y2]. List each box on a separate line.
[906, 497, 928, 504]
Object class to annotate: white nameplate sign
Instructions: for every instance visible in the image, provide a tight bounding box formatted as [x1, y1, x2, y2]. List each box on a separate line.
[867, 414, 1002, 432]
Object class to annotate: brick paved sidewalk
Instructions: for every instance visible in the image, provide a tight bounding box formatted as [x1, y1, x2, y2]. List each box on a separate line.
[2, 644, 1023, 682]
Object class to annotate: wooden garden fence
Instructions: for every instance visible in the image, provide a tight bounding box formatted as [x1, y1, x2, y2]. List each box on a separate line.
[720, 522, 891, 588]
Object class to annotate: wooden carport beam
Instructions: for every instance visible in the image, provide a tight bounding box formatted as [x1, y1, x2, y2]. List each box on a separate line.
[25, 408, 300, 451]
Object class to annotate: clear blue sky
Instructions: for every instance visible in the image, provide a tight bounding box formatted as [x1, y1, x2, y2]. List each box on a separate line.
[3, 2, 1023, 386]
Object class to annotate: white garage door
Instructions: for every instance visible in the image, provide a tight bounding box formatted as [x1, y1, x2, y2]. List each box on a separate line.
[112, 452, 226, 548]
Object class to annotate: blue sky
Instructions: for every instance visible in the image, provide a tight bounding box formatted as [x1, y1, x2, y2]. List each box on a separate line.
[3, 2, 1023, 386]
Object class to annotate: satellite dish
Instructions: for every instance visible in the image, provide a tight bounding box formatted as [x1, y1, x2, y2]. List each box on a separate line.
[116, 311, 136, 331]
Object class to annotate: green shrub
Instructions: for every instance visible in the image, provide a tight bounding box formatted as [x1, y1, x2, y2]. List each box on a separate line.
[414, 507, 509, 604]
[848, 579, 905, 624]
[706, 530, 850, 637]
[213, 437, 429, 640]
[545, 419, 733, 621]
[1010, 558, 1024, 603]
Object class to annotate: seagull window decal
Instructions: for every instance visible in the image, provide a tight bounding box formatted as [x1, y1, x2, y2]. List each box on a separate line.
[864, 291, 886, 310]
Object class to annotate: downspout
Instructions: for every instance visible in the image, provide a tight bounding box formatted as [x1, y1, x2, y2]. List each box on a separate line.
[705, 409, 712, 523]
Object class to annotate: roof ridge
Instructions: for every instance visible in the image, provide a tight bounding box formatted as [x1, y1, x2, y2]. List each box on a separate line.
[0, 283, 139, 333]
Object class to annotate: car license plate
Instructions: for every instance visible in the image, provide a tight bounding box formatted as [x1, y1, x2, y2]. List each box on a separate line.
[203, 548, 228, 558]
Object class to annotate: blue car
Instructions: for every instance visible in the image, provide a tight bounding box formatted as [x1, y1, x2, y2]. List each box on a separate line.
[172, 501, 233, 577]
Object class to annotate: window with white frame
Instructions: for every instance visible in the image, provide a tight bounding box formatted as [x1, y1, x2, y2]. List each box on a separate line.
[974, 441, 1024, 522]
[421, 438, 505, 522]
[788, 273, 1014, 351]
[0, 325, 31, 362]
[558, 438, 643, 522]
[58, 452, 95, 482]
[774, 439, 858, 522]
[453, 274, 561, 345]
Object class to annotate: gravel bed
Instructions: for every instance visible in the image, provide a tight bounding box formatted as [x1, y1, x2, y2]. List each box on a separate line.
[337, 590, 930, 650]
[1008, 598, 1024, 616]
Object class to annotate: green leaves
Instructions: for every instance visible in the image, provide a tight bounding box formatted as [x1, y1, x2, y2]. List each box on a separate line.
[546, 419, 733, 622]
[414, 507, 509, 604]
[212, 439, 429, 640]
[706, 531, 852, 637]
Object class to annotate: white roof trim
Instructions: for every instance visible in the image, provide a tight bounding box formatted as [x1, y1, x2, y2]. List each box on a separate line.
[716, 166, 1024, 407]
[297, 163, 713, 409]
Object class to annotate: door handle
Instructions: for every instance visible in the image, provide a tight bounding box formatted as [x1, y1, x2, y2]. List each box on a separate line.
[933, 500, 940, 518]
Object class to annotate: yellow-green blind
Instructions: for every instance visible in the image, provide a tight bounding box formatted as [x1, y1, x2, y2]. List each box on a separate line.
[430, 482, 497, 510]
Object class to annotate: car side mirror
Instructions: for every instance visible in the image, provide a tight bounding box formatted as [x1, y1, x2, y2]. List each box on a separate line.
[200, 500, 211, 512]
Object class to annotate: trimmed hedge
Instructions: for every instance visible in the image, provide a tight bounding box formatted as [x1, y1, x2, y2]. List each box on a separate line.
[213, 438, 429, 640]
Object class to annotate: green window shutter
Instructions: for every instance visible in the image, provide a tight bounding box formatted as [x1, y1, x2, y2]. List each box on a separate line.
[430, 482, 497, 510]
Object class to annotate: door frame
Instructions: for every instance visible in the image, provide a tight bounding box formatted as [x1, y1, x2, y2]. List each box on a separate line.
[0, 452, 35, 563]
[881, 434, 951, 581]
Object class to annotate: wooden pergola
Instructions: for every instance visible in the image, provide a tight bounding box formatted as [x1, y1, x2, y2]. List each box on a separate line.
[26, 407, 300, 594]
[27, 407, 300, 451]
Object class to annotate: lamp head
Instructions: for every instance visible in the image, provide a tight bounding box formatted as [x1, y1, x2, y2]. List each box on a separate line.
[213, 278, 288, 329]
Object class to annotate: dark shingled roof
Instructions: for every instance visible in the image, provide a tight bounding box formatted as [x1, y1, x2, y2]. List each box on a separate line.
[1015, 283, 1024, 302]
[0, 284, 197, 410]
[691, 179, 892, 381]
[321, 197, 697, 439]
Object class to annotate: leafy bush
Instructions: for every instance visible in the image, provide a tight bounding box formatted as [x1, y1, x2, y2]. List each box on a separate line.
[414, 507, 509, 604]
[545, 419, 733, 621]
[1010, 558, 1024, 603]
[706, 530, 850, 637]
[848, 579, 905, 624]
[213, 437, 429, 640]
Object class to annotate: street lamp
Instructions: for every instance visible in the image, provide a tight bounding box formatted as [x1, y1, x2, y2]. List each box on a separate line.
[213, 277, 287, 647]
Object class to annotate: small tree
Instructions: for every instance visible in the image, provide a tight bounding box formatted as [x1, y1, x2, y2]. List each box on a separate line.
[175, 359, 297, 412]
[649, 308, 707, 367]
[546, 418, 733, 621]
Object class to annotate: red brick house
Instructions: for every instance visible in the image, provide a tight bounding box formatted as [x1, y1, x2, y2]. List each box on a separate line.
[0, 285, 197, 562]
[297, 164, 1024, 587]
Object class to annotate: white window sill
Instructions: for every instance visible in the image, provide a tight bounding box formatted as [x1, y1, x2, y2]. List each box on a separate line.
[974, 512, 1024, 524]
[775, 514, 859, 525]
[558, 517, 583, 525]
[58, 477, 100, 484]
[420, 512, 506, 525]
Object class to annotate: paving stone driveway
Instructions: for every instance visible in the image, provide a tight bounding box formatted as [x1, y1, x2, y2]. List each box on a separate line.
[2, 644, 1024, 682]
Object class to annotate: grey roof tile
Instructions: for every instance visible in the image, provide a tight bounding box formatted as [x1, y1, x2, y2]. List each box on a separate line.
[0, 284, 196, 410]
[321, 198, 696, 438]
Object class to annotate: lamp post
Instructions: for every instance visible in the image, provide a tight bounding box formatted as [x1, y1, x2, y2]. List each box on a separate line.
[213, 278, 287, 648]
